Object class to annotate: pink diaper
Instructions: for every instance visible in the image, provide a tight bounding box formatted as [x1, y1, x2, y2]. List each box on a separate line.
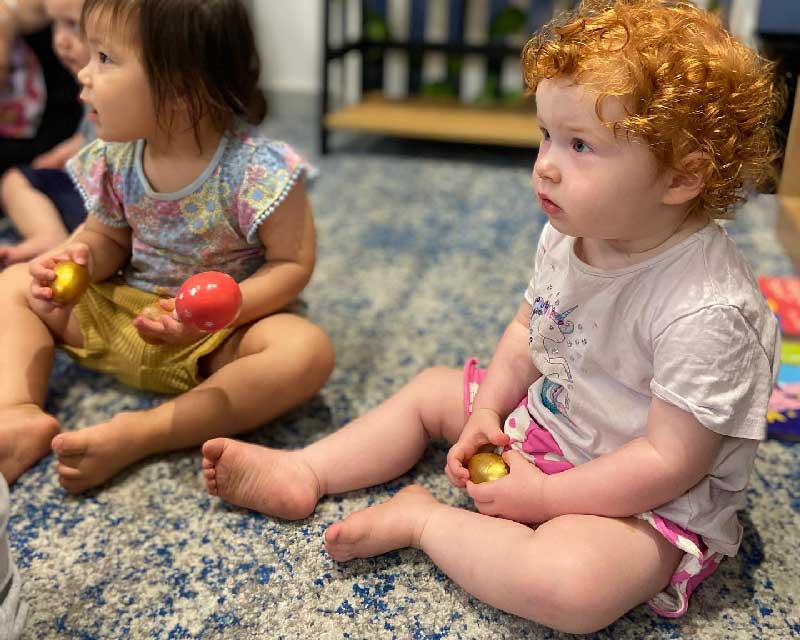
[462, 358, 723, 618]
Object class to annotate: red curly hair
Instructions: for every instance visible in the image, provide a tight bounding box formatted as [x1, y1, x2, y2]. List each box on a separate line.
[522, 0, 785, 218]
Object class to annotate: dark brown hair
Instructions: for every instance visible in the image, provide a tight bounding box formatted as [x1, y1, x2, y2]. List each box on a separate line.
[82, 0, 267, 142]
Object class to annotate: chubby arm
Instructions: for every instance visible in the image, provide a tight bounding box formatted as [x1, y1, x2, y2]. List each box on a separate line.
[445, 301, 542, 486]
[31, 216, 130, 277]
[469, 394, 723, 523]
[540, 396, 722, 519]
[28, 216, 130, 304]
[472, 301, 541, 418]
[233, 181, 315, 327]
[71, 214, 132, 281]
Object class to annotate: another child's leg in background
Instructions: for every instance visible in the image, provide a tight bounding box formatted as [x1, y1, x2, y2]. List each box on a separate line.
[0, 169, 70, 266]
[327, 489, 683, 634]
[0, 264, 82, 483]
[51, 313, 336, 494]
[201, 367, 466, 519]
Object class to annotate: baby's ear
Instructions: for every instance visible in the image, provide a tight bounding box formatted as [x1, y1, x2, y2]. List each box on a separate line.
[661, 151, 708, 206]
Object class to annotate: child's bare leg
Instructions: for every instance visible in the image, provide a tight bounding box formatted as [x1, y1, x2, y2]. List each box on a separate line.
[0, 169, 69, 266]
[51, 313, 335, 494]
[0, 264, 82, 483]
[201, 367, 465, 518]
[326, 486, 683, 634]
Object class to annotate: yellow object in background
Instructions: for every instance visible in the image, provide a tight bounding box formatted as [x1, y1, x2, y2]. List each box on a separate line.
[51, 261, 90, 304]
[782, 340, 800, 366]
[468, 452, 509, 483]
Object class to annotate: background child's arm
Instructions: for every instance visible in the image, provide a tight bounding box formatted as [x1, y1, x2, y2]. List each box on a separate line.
[231, 181, 316, 327]
[32, 133, 86, 170]
[4, 0, 47, 33]
[0, 0, 47, 84]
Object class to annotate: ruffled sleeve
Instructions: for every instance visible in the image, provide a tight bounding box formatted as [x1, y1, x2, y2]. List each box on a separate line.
[651, 306, 776, 440]
[237, 140, 314, 243]
[66, 139, 128, 229]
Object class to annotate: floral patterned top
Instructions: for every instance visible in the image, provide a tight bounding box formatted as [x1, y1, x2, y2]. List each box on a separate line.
[66, 119, 313, 296]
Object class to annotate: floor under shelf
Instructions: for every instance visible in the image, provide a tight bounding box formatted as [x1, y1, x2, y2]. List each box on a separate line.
[324, 94, 541, 148]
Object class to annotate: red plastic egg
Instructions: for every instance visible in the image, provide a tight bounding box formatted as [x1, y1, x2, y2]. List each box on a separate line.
[175, 271, 242, 331]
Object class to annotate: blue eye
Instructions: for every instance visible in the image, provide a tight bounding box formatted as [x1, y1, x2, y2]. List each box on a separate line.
[572, 138, 591, 153]
[98, 52, 109, 64]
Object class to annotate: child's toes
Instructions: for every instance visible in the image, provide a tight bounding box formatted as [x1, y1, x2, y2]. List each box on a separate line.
[201, 438, 228, 464]
[51, 432, 89, 459]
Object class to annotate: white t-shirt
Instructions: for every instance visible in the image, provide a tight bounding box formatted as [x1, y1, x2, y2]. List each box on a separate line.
[523, 222, 778, 556]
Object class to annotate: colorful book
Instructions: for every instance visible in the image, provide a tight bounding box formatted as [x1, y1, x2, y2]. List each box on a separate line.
[782, 340, 800, 366]
[778, 363, 800, 385]
[758, 276, 800, 336]
[767, 383, 800, 441]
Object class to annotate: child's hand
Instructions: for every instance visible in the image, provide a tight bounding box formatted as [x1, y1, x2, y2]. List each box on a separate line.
[445, 408, 510, 488]
[28, 243, 91, 306]
[466, 450, 549, 524]
[133, 298, 209, 346]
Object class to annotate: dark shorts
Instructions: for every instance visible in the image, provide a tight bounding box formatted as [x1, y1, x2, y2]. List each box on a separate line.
[16, 165, 87, 232]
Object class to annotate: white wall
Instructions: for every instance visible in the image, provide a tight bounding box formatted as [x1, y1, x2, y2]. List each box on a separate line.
[253, 2, 323, 95]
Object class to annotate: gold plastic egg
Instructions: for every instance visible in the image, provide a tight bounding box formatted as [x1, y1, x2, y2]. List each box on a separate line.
[468, 452, 509, 484]
[51, 261, 90, 304]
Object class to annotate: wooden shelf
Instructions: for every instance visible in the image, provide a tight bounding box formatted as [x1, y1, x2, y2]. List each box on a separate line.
[324, 94, 541, 148]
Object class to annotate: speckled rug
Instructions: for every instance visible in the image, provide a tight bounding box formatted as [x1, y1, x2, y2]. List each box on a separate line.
[5, 115, 800, 639]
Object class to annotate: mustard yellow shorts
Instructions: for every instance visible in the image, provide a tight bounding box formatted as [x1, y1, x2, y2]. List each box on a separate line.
[59, 279, 235, 394]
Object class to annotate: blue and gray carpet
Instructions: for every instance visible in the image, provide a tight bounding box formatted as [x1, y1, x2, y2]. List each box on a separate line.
[5, 114, 800, 639]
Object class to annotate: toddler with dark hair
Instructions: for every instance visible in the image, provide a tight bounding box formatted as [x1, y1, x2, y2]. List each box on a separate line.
[0, 0, 333, 493]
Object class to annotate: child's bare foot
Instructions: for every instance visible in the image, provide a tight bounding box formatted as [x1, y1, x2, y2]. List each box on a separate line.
[0, 404, 60, 484]
[324, 484, 439, 562]
[51, 412, 152, 494]
[202, 438, 321, 520]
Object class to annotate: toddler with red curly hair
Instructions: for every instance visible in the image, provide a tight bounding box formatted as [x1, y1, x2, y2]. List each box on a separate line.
[200, 0, 784, 631]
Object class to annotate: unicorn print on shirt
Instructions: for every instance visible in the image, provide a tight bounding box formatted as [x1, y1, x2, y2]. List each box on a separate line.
[530, 296, 578, 416]
[530, 296, 577, 382]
